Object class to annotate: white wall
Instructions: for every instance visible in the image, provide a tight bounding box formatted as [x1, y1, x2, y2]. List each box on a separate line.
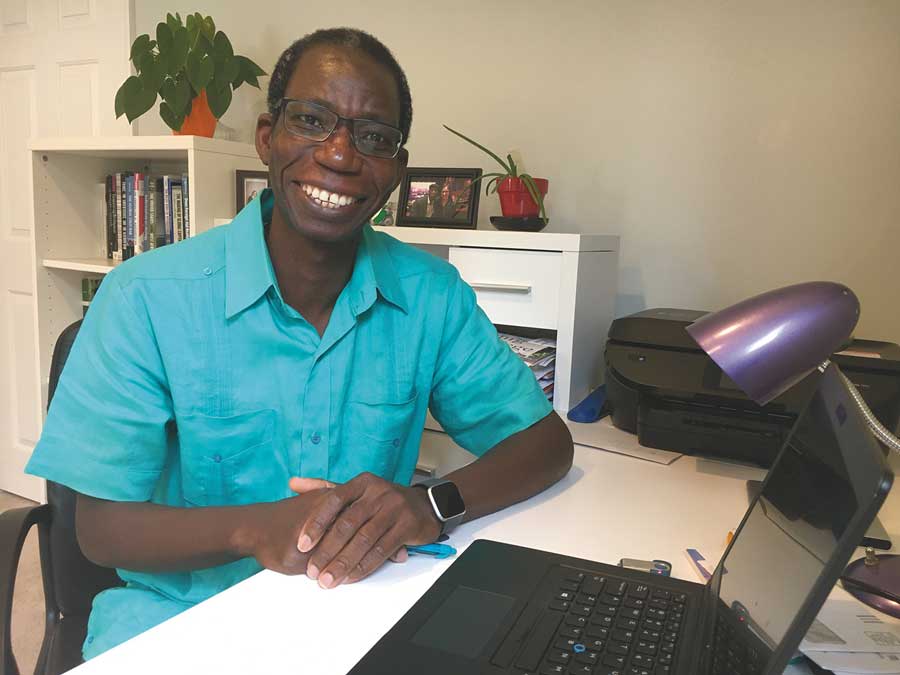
[136, 0, 900, 341]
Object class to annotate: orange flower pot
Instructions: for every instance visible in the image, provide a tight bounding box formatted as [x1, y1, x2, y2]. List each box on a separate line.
[174, 89, 217, 137]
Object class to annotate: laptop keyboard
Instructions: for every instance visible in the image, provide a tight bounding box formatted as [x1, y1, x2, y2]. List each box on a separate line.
[710, 615, 764, 675]
[515, 566, 687, 675]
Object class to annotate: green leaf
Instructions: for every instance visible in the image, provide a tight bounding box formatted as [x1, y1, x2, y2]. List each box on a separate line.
[242, 57, 266, 77]
[206, 83, 231, 119]
[186, 51, 213, 93]
[174, 74, 192, 114]
[123, 80, 157, 123]
[156, 22, 173, 53]
[214, 55, 237, 91]
[129, 33, 151, 63]
[159, 100, 184, 132]
[507, 154, 518, 178]
[486, 176, 501, 195]
[223, 56, 240, 84]
[138, 53, 166, 93]
[520, 173, 547, 222]
[193, 32, 212, 57]
[201, 15, 215, 41]
[114, 76, 141, 118]
[443, 125, 511, 174]
[160, 77, 176, 104]
[166, 26, 189, 75]
[213, 31, 233, 61]
[166, 12, 180, 31]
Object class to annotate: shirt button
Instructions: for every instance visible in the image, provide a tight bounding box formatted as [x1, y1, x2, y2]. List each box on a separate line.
[203, 266, 212, 276]
[392, 438, 400, 448]
[310, 433, 321, 445]
[212, 454, 222, 463]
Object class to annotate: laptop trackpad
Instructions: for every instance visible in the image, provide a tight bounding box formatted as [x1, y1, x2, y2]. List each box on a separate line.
[410, 585, 516, 659]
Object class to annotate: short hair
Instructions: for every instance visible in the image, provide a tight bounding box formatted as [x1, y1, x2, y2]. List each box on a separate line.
[267, 27, 413, 145]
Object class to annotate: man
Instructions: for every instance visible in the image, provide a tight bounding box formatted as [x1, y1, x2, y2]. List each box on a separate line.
[409, 182, 439, 218]
[26, 27, 573, 659]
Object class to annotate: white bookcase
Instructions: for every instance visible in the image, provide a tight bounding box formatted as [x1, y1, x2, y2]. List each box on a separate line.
[29, 135, 264, 412]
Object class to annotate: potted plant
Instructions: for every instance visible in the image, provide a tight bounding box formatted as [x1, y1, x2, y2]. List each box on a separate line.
[115, 12, 267, 136]
[444, 125, 548, 225]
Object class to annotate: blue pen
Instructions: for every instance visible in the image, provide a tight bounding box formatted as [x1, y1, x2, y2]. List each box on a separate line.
[407, 543, 457, 559]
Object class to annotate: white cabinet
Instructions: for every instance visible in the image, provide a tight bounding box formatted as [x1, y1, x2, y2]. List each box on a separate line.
[29, 136, 264, 413]
[372, 226, 619, 477]
[373, 226, 619, 414]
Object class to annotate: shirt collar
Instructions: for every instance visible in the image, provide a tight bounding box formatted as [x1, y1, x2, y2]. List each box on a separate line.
[225, 189, 408, 319]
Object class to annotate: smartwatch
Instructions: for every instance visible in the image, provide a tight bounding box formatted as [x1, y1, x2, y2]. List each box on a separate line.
[414, 478, 466, 538]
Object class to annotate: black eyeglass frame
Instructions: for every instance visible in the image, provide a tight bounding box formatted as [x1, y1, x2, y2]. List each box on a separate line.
[277, 98, 405, 159]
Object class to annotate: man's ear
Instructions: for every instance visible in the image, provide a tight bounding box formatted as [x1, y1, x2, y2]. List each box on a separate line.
[256, 112, 275, 166]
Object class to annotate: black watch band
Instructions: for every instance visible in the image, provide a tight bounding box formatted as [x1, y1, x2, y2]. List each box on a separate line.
[414, 478, 466, 538]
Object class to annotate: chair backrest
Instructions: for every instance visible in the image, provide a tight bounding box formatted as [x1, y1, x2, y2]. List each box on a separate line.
[45, 320, 122, 617]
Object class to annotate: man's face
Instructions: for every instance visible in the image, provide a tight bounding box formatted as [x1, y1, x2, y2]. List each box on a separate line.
[428, 184, 438, 200]
[257, 44, 408, 244]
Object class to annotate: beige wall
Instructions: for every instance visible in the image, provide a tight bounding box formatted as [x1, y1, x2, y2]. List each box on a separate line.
[136, 0, 900, 341]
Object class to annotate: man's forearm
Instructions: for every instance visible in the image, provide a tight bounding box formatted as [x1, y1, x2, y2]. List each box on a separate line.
[76, 495, 272, 572]
[445, 411, 574, 523]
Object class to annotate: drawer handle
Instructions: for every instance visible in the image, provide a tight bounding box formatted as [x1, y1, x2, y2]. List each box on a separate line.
[414, 462, 437, 478]
[470, 282, 532, 294]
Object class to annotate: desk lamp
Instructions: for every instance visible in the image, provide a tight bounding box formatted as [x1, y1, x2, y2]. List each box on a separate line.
[686, 281, 900, 617]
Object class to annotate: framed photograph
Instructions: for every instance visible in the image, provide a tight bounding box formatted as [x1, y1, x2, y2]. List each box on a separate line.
[235, 170, 269, 214]
[396, 167, 482, 229]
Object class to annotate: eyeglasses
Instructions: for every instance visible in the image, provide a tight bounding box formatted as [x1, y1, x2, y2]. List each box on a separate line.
[278, 98, 404, 159]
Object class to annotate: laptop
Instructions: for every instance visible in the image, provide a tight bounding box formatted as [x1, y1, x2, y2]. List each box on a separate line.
[350, 363, 894, 675]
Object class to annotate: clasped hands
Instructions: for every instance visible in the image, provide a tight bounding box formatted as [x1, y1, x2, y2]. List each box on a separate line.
[252, 472, 441, 589]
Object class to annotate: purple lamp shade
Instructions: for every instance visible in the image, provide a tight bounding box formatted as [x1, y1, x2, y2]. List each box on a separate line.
[686, 282, 860, 405]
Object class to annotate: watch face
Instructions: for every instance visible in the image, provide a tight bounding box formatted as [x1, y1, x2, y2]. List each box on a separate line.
[431, 481, 465, 519]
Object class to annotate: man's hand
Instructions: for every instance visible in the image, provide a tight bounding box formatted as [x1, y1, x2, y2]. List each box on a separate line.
[291, 472, 440, 589]
[241, 478, 336, 575]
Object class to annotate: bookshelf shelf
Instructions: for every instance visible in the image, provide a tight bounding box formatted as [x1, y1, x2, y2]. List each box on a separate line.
[30, 136, 264, 414]
[43, 258, 118, 274]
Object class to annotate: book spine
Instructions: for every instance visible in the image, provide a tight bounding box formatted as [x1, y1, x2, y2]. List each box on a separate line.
[147, 176, 156, 250]
[181, 172, 189, 238]
[135, 172, 144, 256]
[162, 175, 172, 245]
[172, 184, 183, 243]
[125, 174, 134, 260]
[105, 175, 113, 259]
[154, 177, 165, 248]
[113, 173, 123, 261]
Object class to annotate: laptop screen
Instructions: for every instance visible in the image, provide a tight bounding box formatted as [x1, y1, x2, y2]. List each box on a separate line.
[707, 364, 887, 671]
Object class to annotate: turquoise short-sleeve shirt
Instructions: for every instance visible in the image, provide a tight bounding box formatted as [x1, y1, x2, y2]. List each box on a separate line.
[26, 189, 552, 658]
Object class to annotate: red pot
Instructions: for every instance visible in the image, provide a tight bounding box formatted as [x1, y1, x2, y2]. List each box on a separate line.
[174, 89, 217, 138]
[496, 177, 548, 218]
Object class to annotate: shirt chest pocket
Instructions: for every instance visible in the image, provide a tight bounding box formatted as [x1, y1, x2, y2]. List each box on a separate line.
[344, 391, 419, 480]
[177, 409, 287, 506]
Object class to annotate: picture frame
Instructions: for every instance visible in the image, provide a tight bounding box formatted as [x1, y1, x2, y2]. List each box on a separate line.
[396, 167, 482, 229]
[235, 170, 269, 215]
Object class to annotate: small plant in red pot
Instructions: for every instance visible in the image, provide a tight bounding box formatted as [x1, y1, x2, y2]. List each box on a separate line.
[444, 125, 548, 224]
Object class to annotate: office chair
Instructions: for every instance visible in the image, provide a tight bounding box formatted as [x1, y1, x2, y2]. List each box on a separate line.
[0, 320, 123, 675]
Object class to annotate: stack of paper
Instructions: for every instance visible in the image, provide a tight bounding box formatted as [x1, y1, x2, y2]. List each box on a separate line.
[801, 585, 900, 674]
[499, 333, 557, 401]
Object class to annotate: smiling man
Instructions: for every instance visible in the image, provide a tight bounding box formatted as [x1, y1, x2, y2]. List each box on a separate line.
[25, 27, 573, 660]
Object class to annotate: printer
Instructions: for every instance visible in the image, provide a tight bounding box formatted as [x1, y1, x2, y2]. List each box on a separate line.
[605, 308, 900, 467]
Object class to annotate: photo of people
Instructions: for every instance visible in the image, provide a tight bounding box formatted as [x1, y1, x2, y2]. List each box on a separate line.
[397, 168, 481, 228]
[235, 170, 270, 215]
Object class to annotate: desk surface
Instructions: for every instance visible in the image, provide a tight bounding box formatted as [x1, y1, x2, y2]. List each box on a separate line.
[69, 436, 898, 675]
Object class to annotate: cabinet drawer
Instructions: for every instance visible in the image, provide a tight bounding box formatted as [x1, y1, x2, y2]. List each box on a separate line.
[449, 247, 561, 329]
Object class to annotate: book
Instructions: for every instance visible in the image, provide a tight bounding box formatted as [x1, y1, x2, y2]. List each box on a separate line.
[172, 183, 183, 242]
[181, 172, 190, 238]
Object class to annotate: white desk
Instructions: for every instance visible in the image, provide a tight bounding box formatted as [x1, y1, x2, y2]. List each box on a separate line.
[68, 438, 898, 675]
